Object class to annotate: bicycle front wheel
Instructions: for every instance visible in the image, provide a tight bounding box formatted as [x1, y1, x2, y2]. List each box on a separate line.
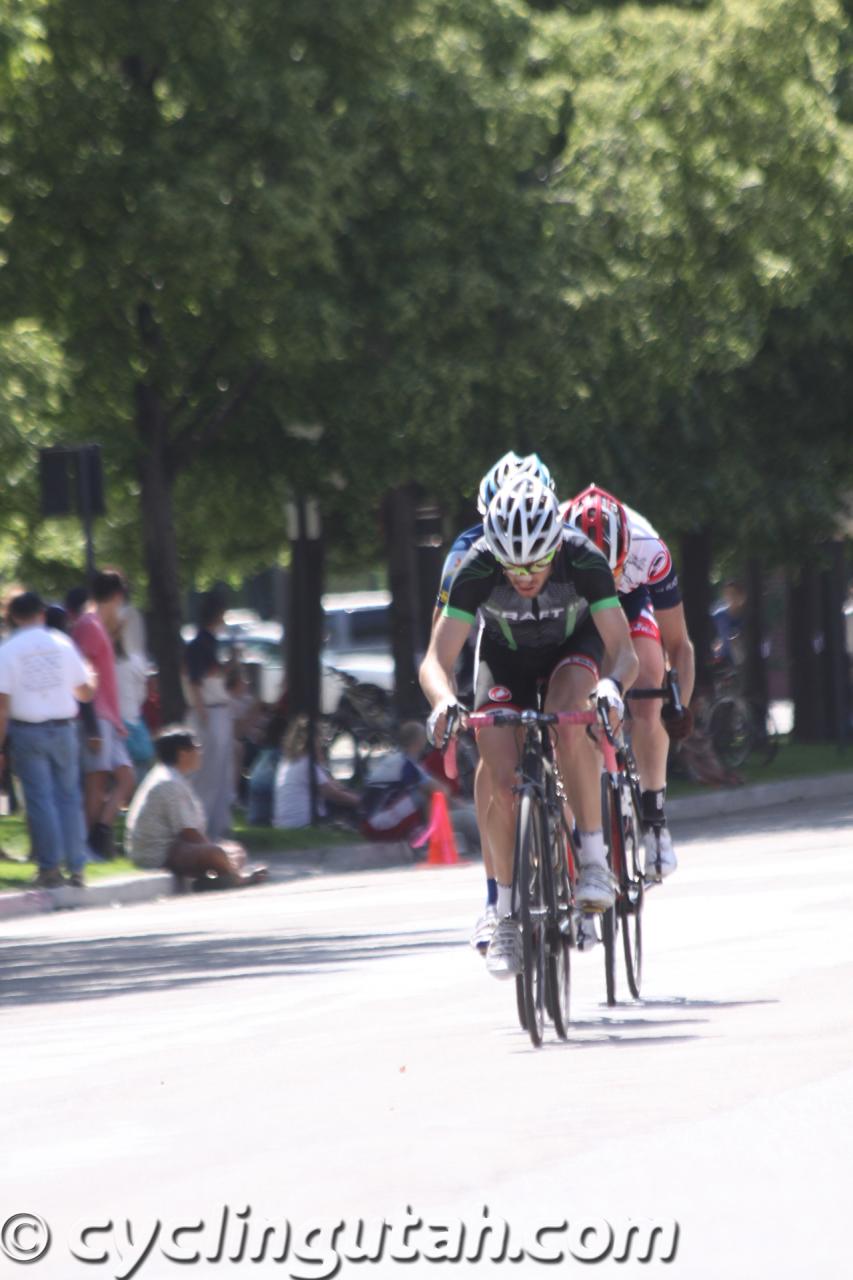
[600, 775, 618, 1007]
[545, 811, 572, 1040]
[616, 784, 644, 1000]
[516, 789, 548, 1048]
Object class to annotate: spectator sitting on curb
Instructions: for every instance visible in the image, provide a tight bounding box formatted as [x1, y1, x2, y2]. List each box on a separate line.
[124, 726, 267, 889]
[272, 714, 360, 829]
[360, 721, 450, 842]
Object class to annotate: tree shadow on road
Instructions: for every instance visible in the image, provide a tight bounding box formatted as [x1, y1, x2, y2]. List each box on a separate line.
[0, 928, 463, 1009]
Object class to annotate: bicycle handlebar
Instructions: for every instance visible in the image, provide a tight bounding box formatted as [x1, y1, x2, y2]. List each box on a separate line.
[466, 709, 597, 728]
[443, 707, 609, 779]
[626, 668, 683, 712]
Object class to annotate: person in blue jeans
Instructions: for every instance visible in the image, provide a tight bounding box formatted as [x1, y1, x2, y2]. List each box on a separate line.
[0, 592, 95, 888]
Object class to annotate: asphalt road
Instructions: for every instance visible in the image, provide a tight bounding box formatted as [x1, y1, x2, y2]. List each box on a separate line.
[2, 795, 852, 1279]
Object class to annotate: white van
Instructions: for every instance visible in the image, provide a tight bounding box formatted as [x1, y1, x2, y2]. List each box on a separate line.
[321, 591, 393, 692]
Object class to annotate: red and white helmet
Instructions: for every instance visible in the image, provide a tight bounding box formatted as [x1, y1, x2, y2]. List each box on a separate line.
[564, 484, 630, 571]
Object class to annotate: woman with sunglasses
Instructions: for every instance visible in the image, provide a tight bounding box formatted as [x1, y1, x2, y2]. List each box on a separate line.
[420, 475, 638, 979]
[431, 450, 556, 957]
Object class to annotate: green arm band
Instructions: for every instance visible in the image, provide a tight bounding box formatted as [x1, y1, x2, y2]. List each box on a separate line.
[443, 605, 476, 624]
[590, 596, 620, 614]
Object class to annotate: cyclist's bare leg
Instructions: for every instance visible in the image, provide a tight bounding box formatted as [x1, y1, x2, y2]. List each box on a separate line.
[473, 757, 495, 881]
[629, 635, 668, 790]
[545, 662, 601, 831]
[474, 724, 523, 891]
[629, 634, 677, 876]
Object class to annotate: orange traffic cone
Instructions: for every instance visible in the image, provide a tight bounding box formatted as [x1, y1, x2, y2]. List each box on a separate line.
[412, 791, 460, 866]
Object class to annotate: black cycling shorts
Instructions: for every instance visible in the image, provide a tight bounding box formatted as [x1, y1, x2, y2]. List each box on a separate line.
[474, 616, 604, 711]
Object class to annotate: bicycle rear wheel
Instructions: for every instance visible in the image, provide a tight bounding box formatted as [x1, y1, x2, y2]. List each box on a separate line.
[516, 789, 547, 1048]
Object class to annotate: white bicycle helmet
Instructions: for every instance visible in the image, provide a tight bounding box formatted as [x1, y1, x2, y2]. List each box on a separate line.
[484, 476, 563, 566]
[476, 451, 555, 516]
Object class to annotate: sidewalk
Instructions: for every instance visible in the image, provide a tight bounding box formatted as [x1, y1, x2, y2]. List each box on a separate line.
[1, 770, 851, 922]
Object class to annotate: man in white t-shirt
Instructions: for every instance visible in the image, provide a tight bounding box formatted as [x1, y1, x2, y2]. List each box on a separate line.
[0, 592, 95, 888]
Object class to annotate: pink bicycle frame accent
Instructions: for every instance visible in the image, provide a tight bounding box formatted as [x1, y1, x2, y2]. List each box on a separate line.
[444, 709, 619, 778]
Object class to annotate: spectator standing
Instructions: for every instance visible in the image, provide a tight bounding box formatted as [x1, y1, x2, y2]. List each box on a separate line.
[70, 569, 135, 858]
[183, 591, 234, 840]
[125, 726, 266, 888]
[0, 592, 95, 887]
[711, 581, 747, 669]
[114, 616, 154, 783]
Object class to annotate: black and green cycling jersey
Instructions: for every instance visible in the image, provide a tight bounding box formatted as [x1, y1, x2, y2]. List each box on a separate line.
[442, 528, 619, 652]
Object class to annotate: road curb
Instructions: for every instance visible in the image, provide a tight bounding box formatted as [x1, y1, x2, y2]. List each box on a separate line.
[0, 843, 426, 923]
[668, 769, 852, 823]
[0, 872, 175, 921]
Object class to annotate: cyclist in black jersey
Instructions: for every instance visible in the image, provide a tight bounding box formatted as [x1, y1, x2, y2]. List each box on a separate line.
[420, 476, 638, 979]
[430, 450, 556, 958]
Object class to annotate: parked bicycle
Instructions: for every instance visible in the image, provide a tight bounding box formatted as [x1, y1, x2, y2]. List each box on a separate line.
[702, 662, 779, 770]
[322, 668, 397, 784]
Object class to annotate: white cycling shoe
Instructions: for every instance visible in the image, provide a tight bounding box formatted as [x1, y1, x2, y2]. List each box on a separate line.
[644, 826, 677, 881]
[470, 904, 498, 956]
[485, 916, 523, 979]
[575, 864, 616, 913]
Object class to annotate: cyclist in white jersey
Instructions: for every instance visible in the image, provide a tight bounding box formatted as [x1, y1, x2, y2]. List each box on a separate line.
[564, 485, 695, 879]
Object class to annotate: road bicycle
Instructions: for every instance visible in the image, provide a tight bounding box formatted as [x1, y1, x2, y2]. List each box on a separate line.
[703, 663, 779, 770]
[595, 671, 683, 1005]
[446, 703, 610, 1048]
[323, 668, 397, 784]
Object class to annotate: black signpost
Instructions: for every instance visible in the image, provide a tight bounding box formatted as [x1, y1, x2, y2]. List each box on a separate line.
[38, 444, 105, 585]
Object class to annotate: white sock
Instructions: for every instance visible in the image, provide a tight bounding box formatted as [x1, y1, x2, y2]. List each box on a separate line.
[497, 883, 513, 917]
[577, 830, 607, 870]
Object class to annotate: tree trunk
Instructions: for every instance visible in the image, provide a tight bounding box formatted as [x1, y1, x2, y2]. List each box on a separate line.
[286, 499, 324, 719]
[414, 500, 445, 650]
[744, 558, 768, 715]
[679, 527, 714, 694]
[820, 541, 849, 749]
[137, 383, 186, 723]
[383, 485, 423, 718]
[788, 565, 827, 742]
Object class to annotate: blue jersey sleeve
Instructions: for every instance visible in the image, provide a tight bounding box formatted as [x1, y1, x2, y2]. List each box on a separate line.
[435, 523, 483, 609]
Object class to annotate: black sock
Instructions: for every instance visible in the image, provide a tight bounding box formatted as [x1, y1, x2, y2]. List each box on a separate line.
[641, 788, 666, 830]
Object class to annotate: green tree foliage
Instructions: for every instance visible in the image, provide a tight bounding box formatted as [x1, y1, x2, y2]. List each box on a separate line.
[527, 0, 852, 546]
[0, 0, 850, 654]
